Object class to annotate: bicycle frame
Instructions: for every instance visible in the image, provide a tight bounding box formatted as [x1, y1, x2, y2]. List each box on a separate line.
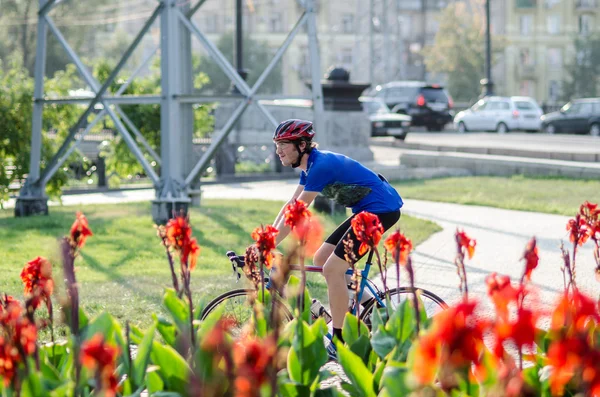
[268, 250, 386, 316]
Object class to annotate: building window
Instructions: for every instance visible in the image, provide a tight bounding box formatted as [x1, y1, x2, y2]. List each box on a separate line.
[269, 12, 283, 33]
[547, 48, 562, 69]
[520, 15, 534, 35]
[519, 48, 533, 66]
[579, 14, 592, 35]
[341, 13, 354, 34]
[516, 0, 536, 8]
[339, 48, 353, 68]
[545, 0, 560, 8]
[548, 81, 560, 102]
[204, 15, 218, 33]
[398, 15, 411, 37]
[519, 80, 535, 97]
[547, 15, 560, 34]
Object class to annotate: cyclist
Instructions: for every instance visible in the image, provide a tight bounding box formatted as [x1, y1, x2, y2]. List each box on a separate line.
[271, 119, 403, 343]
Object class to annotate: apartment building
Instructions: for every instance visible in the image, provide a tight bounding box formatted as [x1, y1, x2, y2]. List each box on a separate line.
[504, 0, 600, 104]
[189, 0, 454, 94]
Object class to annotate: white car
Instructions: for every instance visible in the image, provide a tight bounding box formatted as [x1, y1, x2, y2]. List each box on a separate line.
[453, 96, 543, 133]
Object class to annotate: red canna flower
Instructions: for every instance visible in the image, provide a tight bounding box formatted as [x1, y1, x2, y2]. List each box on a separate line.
[413, 300, 488, 385]
[232, 336, 277, 397]
[521, 237, 539, 281]
[201, 316, 237, 353]
[13, 317, 37, 356]
[486, 273, 521, 321]
[284, 199, 323, 256]
[351, 212, 384, 256]
[412, 333, 440, 384]
[384, 230, 413, 265]
[567, 216, 590, 247]
[551, 289, 600, 333]
[493, 307, 538, 358]
[81, 334, 120, 397]
[165, 216, 201, 270]
[0, 338, 18, 386]
[456, 229, 476, 259]
[580, 201, 599, 219]
[546, 336, 587, 396]
[69, 211, 93, 248]
[250, 225, 279, 269]
[283, 199, 311, 229]
[20, 256, 54, 310]
[580, 201, 600, 242]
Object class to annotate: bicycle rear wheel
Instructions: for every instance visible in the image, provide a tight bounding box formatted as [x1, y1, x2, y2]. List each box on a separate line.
[359, 287, 447, 327]
[201, 289, 293, 336]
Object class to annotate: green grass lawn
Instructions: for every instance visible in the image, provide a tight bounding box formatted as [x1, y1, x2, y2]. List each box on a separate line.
[0, 200, 440, 331]
[392, 175, 600, 216]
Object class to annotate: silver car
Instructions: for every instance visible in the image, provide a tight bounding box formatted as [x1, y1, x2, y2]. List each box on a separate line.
[453, 96, 543, 133]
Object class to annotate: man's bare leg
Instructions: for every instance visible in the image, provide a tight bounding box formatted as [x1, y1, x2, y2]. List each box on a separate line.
[322, 254, 350, 332]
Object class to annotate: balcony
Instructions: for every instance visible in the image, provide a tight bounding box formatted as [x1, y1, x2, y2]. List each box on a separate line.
[576, 0, 597, 10]
[516, 0, 536, 8]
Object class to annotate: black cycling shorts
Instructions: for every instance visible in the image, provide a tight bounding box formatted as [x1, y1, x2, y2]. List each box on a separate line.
[325, 210, 401, 262]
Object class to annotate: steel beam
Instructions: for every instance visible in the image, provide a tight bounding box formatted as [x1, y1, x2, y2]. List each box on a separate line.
[38, 0, 57, 16]
[15, 0, 51, 217]
[177, 10, 251, 96]
[305, 0, 326, 145]
[38, 4, 162, 187]
[26, 0, 49, 189]
[38, 96, 162, 105]
[184, 99, 250, 186]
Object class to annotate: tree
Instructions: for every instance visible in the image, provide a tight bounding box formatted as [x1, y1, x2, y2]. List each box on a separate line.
[562, 34, 600, 101]
[0, 0, 123, 76]
[198, 32, 283, 95]
[422, 1, 504, 103]
[0, 58, 82, 207]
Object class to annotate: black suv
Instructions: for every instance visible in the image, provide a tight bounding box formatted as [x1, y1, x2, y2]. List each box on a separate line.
[367, 81, 454, 131]
[540, 98, 600, 136]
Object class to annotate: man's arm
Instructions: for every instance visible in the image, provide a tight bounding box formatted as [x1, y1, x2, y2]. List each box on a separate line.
[273, 187, 319, 246]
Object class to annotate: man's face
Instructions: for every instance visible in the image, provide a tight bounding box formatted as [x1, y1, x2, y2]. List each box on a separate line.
[275, 140, 299, 166]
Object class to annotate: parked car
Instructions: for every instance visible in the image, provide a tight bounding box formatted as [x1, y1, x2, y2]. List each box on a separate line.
[359, 96, 412, 140]
[366, 81, 454, 131]
[453, 96, 543, 133]
[540, 98, 600, 136]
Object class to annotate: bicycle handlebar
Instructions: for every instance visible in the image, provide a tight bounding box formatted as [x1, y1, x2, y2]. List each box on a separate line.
[226, 251, 244, 281]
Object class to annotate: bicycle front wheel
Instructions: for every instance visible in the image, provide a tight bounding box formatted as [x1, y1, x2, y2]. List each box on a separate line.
[201, 289, 293, 336]
[360, 287, 447, 326]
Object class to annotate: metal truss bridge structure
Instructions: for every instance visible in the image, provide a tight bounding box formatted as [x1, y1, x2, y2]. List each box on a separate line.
[16, 0, 325, 223]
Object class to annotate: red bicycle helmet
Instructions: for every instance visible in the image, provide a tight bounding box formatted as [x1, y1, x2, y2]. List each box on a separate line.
[273, 119, 315, 142]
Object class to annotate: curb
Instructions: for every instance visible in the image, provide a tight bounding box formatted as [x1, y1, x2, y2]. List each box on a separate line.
[399, 150, 600, 179]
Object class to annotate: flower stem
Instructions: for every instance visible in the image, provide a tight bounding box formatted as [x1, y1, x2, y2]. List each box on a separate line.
[162, 236, 181, 297]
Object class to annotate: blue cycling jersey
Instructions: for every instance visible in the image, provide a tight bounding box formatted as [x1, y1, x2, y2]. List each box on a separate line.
[299, 149, 403, 214]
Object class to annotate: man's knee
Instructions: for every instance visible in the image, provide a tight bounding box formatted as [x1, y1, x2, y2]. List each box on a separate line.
[313, 244, 334, 268]
[322, 254, 349, 281]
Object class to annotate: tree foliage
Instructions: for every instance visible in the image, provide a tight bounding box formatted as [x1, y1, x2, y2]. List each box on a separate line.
[422, 1, 503, 103]
[0, 0, 114, 76]
[94, 58, 213, 179]
[198, 32, 283, 95]
[562, 33, 600, 101]
[0, 56, 214, 206]
[0, 58, 82, 207]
